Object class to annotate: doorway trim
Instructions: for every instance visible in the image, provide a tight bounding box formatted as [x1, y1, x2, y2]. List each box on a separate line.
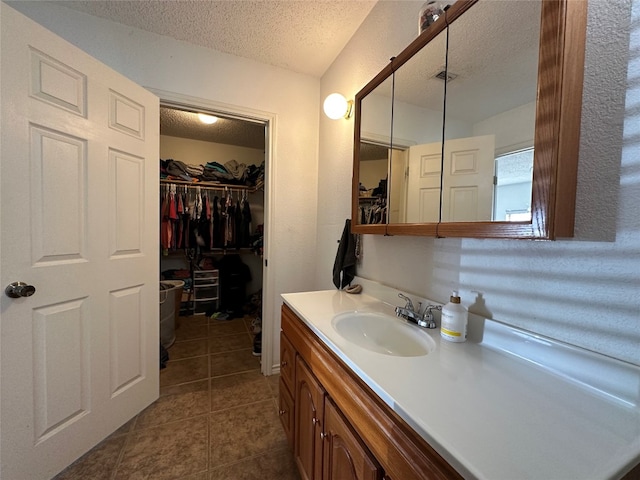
[149, 88, 276, 375]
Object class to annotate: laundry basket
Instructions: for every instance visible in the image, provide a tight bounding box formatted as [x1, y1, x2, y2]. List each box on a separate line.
[160, 280, 184, 349]
[161, 279, 185, 328]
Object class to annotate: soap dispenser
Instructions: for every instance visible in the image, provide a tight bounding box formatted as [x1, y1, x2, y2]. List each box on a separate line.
[440, 290, 468, 343]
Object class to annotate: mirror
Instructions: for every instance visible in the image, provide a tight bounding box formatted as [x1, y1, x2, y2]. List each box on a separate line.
[442, 0, 540, 222]
[352, 0, 586, 239]
[354, 74, 393, 231]
[390, 27, 447, 225]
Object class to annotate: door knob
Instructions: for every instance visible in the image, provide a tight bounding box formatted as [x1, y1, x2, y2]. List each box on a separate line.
[5, 282, 36, 298]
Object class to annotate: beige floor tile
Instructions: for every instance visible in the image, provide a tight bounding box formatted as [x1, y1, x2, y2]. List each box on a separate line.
[266, 374, 280, 398]
[209, 400, 287, 468]
[209, 448, 300, 480]
[182, 472, 209, 480]
[210, 371, 272, 412]
[175, 321, 209, 342]
[161, 355, 209, 387]
[54, 322, 300, 479]
[183, 314, 211, 326]
[210, 348, 260, 377]
[115, 416, 208, 480]
[113, 416, 137, 436]
[209, 318, 248, 337]
[208, 333, 252, 353]
[136, 379, 210, 429]
[169, 337, 209, 360]
[53, 434, 126, 480]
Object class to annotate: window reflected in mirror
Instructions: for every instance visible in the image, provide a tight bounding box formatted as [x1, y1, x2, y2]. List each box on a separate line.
[494, 148, 533, 221]
[442, 0, 541, 222]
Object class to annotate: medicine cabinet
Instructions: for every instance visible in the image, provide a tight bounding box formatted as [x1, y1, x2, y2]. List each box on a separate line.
[351, 0, 587, 239]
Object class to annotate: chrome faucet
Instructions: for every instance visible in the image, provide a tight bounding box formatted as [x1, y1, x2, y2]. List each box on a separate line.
[395, 293, 441, 329]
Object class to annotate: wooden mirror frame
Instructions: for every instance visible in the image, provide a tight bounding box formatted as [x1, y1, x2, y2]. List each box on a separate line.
[351, 0, 587, 239]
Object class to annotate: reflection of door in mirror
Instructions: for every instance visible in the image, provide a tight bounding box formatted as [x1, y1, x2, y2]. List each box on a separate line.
[441, 134, 495, 222]
[406, 142, 441, 223]
[389, 27, 447, 225]
[443, 0, 540, 223]
[388, 148, 408, 223]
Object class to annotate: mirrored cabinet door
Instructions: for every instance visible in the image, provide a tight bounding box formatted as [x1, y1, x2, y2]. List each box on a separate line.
[354, 74, 394, 231]
[441, 0, 541, 224]
[388, 27, 447, 228]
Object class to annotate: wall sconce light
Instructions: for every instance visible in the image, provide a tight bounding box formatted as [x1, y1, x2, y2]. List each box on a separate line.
[198, 113, 218, 124]
[323, 93, 354, 120]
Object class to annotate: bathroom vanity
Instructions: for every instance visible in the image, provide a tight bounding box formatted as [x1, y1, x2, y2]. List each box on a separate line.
[279, 288, 640, 479]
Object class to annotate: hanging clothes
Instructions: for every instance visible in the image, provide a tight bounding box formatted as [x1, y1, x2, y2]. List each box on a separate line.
[160, 189, 172, 255]
[240, 196, 252, 248]
[160, 182, 254, 253]
[212, 196, 222, 248]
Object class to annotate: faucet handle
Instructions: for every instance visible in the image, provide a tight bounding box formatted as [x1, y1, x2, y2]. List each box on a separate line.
[423, 304, 442, 318]
[419, 304, 441, 329]
[397, 293, 414, 311]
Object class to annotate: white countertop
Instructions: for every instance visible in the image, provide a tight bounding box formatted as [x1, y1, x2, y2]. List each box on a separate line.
[281, 288, 640, 480]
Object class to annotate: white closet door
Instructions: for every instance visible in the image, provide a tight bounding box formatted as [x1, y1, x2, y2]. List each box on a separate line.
[1, 4, 160, 479]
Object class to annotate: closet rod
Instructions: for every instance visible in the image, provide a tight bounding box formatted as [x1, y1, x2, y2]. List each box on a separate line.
[160, 178, 259, 193]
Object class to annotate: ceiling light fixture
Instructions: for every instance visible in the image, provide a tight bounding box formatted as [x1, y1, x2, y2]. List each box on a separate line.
[323, 93, 353, 120]
[197, 113, 218, 124]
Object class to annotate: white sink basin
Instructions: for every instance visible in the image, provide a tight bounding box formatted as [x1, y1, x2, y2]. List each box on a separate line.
[331, 311, 436, 357]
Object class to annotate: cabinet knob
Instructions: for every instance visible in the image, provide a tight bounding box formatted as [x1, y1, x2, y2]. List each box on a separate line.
[312, 417, 318, 426]
[281, 360, 288, 367]
[320, 432, 329, 440]
[279, 409, 286, 416]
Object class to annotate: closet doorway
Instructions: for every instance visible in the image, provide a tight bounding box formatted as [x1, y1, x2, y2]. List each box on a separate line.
[155, 90, 274, 376]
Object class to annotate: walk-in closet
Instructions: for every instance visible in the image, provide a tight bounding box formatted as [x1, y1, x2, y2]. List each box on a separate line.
[159, 104, 267, 359]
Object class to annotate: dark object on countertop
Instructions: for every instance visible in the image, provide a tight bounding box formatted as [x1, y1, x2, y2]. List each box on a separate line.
[333, 219, 357, 289]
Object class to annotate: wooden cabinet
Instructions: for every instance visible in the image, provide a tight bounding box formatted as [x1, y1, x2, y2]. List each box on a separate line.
[291, 343, 382, 480]
[295, 358, 326, 480]
[278, 377, 295, 449]
[280, 304, 461, 480]
[280, 331, 296, 393]
[279, 331, 297, 449]
[323, 398, 382, 480]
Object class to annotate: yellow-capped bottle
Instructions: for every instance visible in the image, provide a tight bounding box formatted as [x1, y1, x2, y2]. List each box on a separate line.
[440, 290, 468, 343]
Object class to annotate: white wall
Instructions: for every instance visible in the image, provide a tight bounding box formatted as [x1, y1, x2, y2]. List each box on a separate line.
[8, 1, 321, 370]
[319, 1, 640, 366]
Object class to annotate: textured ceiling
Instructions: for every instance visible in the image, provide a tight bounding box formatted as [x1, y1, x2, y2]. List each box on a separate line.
[382, 0, 541, 124]
[160, 106, 265, 150]
[51, 0, 377, 77]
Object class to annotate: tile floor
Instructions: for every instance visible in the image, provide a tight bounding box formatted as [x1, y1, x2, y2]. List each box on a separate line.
[54, 315, 301, 480]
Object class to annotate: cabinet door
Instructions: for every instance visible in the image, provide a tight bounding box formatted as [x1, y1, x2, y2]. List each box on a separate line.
[323, 399, 382, 480]
[295, 357, 326, 480]
[280, 332, 296, 394]
[279, 376, 295, 449]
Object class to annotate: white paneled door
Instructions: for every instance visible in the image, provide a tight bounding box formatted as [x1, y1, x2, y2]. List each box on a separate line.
[1, 4, 159, 479]
[406, 141, 442, 223]
[441, 134, 495, 222]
